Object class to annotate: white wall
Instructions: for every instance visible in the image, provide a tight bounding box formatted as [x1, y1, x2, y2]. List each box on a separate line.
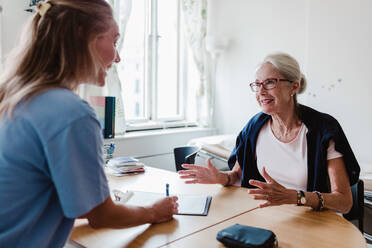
[0, 0, 2, 69]
[211, 0, 372, 169]
[305, 0, 372, 167]
[211, 0, 308, 134]
[0, 0, 29, 60]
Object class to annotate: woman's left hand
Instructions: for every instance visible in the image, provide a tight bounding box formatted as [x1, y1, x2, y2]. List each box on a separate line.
[248, 167, 295, 208]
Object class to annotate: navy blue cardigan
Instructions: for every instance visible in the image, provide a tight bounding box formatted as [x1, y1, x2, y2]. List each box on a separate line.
[228, 105, 360, 192]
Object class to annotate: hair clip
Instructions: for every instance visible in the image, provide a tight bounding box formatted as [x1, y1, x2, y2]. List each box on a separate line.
[36, 1, 52, 17]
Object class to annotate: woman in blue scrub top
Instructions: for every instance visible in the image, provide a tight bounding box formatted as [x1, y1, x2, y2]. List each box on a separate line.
[0, 1, 178, 247]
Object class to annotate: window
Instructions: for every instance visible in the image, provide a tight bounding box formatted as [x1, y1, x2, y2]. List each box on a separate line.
[117, 0, 198, 131]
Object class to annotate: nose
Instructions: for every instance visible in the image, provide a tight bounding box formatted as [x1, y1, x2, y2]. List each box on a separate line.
[114, 50, 121, 63]
[257, 84, 267, 94]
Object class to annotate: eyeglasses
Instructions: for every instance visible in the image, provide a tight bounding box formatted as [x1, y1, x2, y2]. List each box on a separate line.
[249, 78, 291, 92]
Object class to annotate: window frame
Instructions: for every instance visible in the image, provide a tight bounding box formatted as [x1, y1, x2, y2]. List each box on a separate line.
[123, 0, 193, 131]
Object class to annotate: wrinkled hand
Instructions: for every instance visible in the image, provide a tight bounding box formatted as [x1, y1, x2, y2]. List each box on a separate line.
[150, 196, 178, 223]
[178, 158, 222, 184]
[248, 167, 293, 208]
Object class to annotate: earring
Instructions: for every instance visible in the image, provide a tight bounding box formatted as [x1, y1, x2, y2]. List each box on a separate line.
[290, 94, 294, 97]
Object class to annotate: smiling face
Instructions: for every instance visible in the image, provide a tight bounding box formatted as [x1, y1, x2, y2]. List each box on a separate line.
[95, 21, 121, 86]
[255, 62, 298, 115]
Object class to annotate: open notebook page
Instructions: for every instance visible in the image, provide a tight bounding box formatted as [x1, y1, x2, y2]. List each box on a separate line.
[113, 189, 211, 216]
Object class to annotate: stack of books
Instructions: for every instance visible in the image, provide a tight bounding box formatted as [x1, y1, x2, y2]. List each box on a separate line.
[107, 157, 145, 176]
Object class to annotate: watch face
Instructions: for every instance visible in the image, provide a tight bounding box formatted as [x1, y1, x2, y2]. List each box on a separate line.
[301, 197, 306, 205]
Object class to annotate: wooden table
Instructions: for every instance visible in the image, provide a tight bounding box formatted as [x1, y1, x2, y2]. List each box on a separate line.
[69, 167, 366, 248]
[165, 205, 366, 248]
[70, 167, 260, 248]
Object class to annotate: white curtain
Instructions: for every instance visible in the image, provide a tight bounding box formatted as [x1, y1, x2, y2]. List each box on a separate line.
[79, 0, 132, 135]
[181, 0, 213, 127]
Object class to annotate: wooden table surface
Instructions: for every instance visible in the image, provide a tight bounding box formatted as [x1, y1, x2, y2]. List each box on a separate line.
[164, 204, 366, 248]
[69, 167, 366, 248]
[70, 167, 261, 248]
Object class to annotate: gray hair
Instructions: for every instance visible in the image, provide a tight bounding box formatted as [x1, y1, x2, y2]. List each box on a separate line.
[259, 53, 307, 112]
[262, 52, 307, 96]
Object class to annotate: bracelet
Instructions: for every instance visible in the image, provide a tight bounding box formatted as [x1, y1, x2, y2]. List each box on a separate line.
[223, 173, 231, 186]
[313, 191, 324, 211]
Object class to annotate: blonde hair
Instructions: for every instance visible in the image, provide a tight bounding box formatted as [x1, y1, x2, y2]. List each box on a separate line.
[0, 0, 113, 117]
[262, 53, 306, 107]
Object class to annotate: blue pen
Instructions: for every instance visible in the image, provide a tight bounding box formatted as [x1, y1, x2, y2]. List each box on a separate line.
[166, 183, 169, 197]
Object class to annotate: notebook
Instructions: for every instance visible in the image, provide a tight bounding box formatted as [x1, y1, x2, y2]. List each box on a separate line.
[113, 189, 212, 216]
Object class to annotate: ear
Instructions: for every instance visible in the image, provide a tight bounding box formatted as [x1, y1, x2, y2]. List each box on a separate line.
[291, 81, 300, 95]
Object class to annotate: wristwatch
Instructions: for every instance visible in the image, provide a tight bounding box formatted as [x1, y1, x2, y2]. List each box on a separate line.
[296, 190, 306, 206]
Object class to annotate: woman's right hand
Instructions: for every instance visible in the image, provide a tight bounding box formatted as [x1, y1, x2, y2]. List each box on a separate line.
[178, 158, 226, 184]
[149, 196, 179, 223]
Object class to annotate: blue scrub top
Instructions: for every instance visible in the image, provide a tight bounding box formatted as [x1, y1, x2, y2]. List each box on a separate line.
[0, 89, 110, 247]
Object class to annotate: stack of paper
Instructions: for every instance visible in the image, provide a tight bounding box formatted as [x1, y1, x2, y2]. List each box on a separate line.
[107, 157, 145, 176]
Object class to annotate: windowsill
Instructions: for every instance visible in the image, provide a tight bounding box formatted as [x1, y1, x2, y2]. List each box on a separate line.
[125, 121, 198, 132]
[106, 126, 216, 141]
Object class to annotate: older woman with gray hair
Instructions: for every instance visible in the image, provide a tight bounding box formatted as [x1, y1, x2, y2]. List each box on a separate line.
[179, 53, 360, 214]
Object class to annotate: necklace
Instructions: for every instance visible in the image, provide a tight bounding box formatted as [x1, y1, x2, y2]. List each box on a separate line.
[270, 120, 303, 143]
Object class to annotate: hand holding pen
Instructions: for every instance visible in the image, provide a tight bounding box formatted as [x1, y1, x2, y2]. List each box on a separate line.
[148, 183, 178, 223]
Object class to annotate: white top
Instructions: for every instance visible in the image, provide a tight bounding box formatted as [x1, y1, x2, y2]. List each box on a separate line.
[256, 121, 342, 191]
